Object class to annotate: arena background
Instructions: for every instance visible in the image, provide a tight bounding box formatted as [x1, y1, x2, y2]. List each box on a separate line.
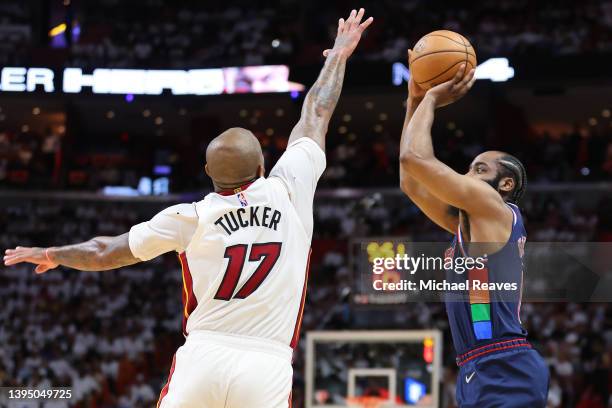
[0, 1, 611, 407]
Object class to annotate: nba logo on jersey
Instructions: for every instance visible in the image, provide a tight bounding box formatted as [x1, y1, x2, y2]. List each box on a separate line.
[237, 192, 248, 207]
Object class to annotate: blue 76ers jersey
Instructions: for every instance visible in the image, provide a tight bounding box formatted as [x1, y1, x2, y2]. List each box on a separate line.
[444, 203, 528, 355]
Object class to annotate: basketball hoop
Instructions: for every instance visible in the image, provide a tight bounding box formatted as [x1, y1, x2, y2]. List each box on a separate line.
[346, 396, 391, 408]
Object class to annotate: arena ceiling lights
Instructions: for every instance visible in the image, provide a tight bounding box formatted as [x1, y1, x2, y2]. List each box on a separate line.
[0, 65, 305, 95]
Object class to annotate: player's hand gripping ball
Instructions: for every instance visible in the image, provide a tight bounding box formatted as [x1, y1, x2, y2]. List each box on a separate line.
[425, 64, 476, 108]
[408, 30, 477, 90]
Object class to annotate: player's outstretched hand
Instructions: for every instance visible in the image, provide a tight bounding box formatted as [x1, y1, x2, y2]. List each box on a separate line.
[4, 246, 59, 274]
[425, 64, 476, 108]
[322, 8, 373, 59]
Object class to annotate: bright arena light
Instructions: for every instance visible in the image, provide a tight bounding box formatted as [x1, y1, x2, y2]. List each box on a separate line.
[474, 58, 515, 82]
[48, 23, 67, 37]
[393, 57, 515, 86]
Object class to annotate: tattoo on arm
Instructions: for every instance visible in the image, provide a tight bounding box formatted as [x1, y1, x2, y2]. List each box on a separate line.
[288, 52, 347, 149]
[287, 8, 373, 149]
[309, 53, 346, 117]
[49, 233, 140, 271]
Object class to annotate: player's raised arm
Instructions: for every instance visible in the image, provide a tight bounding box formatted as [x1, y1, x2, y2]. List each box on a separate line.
[287, 8, 373, 150]
[399, 66, 506, 217]
[399, 68, 459, 234]
[4, 203, 197, 273]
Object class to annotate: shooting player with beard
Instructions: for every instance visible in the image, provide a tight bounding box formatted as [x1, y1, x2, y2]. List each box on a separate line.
[398, 63, 549, 408]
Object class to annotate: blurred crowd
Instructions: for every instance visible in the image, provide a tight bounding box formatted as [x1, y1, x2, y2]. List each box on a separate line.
[2, 119, 611, 191]
[0, 128, 62, 188]
[319, 122, 612, 189]
[0, 1, 30, 67]
[0, 189, 610, 407]
[0, 201, 181, 408]
[3, 0, 612, 67]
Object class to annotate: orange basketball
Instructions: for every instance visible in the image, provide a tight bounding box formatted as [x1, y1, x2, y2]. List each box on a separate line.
[408, 30, 477, 90]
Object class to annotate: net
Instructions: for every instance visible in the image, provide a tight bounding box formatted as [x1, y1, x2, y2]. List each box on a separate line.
[346, 396, 392, 408]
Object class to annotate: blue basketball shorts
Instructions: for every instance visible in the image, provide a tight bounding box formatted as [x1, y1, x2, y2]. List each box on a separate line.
[455, 340, 549, 408]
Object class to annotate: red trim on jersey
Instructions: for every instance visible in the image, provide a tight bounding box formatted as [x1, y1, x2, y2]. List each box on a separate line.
[290, 249, 312, 348]
[457, 338, 528, 360]
[457, 342, 531, 366]
[215, 179, 257, 196]
[288, 390, 292, 407]
[156, 353, 177, 408]
[179, 252, 198, 336]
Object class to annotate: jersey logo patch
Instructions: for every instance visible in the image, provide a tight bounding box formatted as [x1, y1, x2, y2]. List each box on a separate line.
[236, 192, 248, 207]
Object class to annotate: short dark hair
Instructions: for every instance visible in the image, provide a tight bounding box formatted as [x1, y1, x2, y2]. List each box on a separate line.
[497, 154, 527, 204]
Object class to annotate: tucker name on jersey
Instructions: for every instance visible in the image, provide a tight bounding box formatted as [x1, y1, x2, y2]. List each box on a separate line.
[214, 206, 282, 235]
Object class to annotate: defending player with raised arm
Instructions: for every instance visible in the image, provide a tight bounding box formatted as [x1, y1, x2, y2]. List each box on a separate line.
[4, 9, 373, 408]
[4, 9, 373, 275]
[399, 62, 549, 407]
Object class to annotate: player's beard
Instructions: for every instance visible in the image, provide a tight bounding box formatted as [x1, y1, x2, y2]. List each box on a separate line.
[449, 172, 505, 223]
[484, 172, 504, 195]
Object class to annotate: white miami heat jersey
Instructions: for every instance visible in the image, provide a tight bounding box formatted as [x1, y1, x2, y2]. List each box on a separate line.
[128, 137, 325, 348]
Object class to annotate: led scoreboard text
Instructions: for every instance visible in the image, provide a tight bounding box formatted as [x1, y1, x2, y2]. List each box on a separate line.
[0, 65, 303, 95]
[392, 57, 515, 85]
[0, 59, 514, 96]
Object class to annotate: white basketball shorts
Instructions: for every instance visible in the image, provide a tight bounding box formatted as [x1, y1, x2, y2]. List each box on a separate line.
[157, 330, 293, 408]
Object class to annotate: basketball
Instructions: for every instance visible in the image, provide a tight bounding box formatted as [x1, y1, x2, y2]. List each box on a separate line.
[409, 30, 477, 90]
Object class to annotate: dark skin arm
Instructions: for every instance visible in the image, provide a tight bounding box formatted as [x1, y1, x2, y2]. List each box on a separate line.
[4, 233, 140, 274]
[399, 65, 512, 242]
[288, 8, 373, 150]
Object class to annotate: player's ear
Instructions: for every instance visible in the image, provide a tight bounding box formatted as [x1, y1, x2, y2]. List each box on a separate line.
[499, 177, 514, 194]
[204, 164, 210, 177]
